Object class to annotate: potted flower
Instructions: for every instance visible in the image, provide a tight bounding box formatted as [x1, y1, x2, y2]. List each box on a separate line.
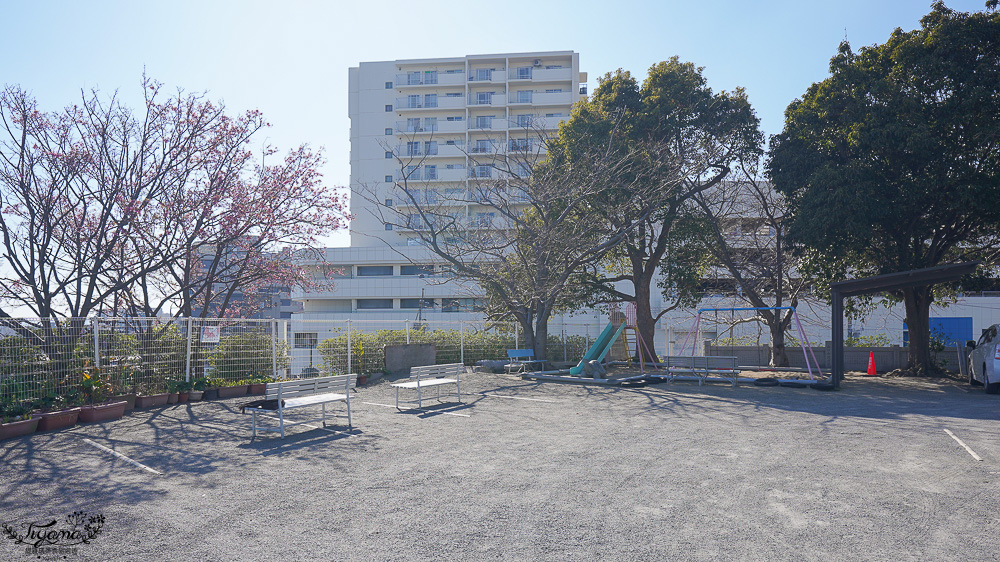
[78, 367, 127, 424]
[0, 398, 38, 441]
[172, 379, 193, 403]
[109, 364, 137, 412]
[188, 378, 207, 401]
[247, 375, 272, 395]
[32, 389, 82, 432]
[134, 380, 170, 409]
[216, 378, 249, 399]
[201, 378, 221, 401]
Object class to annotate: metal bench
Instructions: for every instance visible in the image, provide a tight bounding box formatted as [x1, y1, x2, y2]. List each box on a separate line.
[391, 363, 463, 410]
[665, 356, 741, 387]
[505, 348, 545, 374]
[243, 374, 356, 438]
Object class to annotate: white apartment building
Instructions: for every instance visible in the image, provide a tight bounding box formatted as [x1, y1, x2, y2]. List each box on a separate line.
[291, 51, 585, 323]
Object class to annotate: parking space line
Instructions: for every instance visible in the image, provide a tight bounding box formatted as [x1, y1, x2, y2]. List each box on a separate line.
[362, 401, 471, 417]
[944, 429, 983, 461]
[82, 439, 164, 475]
[480, 393, 557, 403]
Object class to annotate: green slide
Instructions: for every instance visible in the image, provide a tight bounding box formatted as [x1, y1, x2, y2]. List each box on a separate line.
[569, 322, 625, 375]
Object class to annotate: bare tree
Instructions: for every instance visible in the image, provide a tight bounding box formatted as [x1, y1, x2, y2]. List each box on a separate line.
[359, 117, 685, 359]
[690, 165, 812, 367]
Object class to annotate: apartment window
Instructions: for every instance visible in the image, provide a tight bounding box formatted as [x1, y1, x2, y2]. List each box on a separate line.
[356, 299, 393, 309]
[293, 333, 318, 348]
[476, 92, 494, 105]
[400, 298, 435, 309]
[446, 116, 464, 121]
[545, 88, 563, 93]
[423, 93, 437, 108]
[516, 114, 534, 127]
[407, 71, 421, 85]
[474, 139, 493, 154]
[545, 113, 563, 117]
[406, 214, 423, 229]
[472, 165, 492, 178]
[510, 138, 529, 151]
[406, 117, 421, 132]
[385, 104, 393, 112]
[423, 117, 437, 130]
[445, 92, 462, 97]
[423, 141, 438, 155]
[385, 198, 393, 206]
[441, 299, 460, 313]
[385, 151, 393, 159]
[384, 223, 393, 231]
[385, 81, 393, 89]
[445, 164, 465, 169]
[516, 67, 532, 79]
[424, 188, 438, 203]
[545, 65, 563, 69]
[515, 91, 532, 103]
[401, 265, 434, 276]
[407, 94, 420, 108]
[406, 141, 421, 156]
[385, 128, 393, 136]
[475, 115, 493, 129]
[475, 212, 495, 228]
[385, 175, 393, 182]
[475, 68, 493, 81]
[357, 265, 394, 276]
[424, 165, 437, 180]
[423, 71, 438, 85]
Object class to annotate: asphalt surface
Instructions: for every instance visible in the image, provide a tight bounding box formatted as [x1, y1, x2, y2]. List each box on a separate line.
[2, 372, 999, 561]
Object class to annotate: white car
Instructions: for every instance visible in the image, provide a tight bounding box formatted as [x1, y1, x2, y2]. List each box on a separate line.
[968, 324, 1000, 394]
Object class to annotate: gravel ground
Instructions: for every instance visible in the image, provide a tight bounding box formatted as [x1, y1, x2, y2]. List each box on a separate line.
[2, 372, 999, 561]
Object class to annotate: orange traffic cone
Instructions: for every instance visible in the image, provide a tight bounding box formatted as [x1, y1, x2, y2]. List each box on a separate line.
[866, 351, 877, 376]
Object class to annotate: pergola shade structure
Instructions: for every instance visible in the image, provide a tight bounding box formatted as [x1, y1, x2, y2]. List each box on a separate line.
[828, 261, 980, 387]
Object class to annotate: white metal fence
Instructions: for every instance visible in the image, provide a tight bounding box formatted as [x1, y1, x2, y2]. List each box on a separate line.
[0, 316, 606, 404]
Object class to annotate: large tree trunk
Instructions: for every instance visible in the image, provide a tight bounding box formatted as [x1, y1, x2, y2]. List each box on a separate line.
[533, 312, 549, 361]
[769, 320, 790, 367]
[902, 286, 935, 375]
[633, 279, 659, 363]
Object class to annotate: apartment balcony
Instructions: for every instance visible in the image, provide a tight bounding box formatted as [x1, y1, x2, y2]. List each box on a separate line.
[468, 119, 508, 132]
[395, 120, 467, 134]
[508, 67, 573, 82]
[396, 167, 468, 183]
[507, 91, 573, 106]
[395, 96, 467, 110]
[394, 144, 467, 159]
[467, 70, 506, 84]
[467, 94, 507, 106]
[395, 72, 465, 87]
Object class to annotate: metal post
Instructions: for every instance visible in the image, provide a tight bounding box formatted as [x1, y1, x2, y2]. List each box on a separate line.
[405, 320, 410, 344]
[460, 321, 465, 365]
[271, 320, 278, 380]
[185, 317, 193, 383]
[832, 289, 844, 388]
[562, 325, 567, 362]
[347, 319, 352, 374]
[93, 318, 101, 368]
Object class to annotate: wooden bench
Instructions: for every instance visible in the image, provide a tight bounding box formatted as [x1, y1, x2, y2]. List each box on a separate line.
[391, 363, 463, 410]
[665, 356, 741, 387]
[505, 348, 545, 374]
[243, 374, 356, 438]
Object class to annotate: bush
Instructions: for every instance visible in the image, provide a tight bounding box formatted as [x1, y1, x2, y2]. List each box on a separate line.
[208, 332, 290, 384]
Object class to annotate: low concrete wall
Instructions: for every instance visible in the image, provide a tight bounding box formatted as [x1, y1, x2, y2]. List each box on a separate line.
[704, 343, 964, 372]
[384, 343, 436, 375]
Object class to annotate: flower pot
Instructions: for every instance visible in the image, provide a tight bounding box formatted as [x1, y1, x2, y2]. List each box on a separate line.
[187, 390, 204, 402]
[79, 401, 127, 424]
[357, 375, 369, 386]
[135, 393, 170, 408]
[33, 408, 81, 432]
[202, 388, 219, 400]
[113, 393, 136, 412]
[0, 417, 40, 441]
[217, 385, 249, 399]
[177, 392, 190, 403]
[248, 383, 267, 395]
[167, 393, 179, 404]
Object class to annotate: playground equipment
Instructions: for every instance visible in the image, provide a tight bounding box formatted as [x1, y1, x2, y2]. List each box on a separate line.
[676, 306, 826, 382]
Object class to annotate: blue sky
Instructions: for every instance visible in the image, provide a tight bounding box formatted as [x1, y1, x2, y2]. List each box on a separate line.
[3, 0, 990, 246]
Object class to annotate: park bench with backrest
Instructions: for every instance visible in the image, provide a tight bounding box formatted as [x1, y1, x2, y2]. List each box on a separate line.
[665, 355, 741, 387]
[391, 363, 463, 410]
[242, 374, 356, 438]
[505, 348, 545, 374]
